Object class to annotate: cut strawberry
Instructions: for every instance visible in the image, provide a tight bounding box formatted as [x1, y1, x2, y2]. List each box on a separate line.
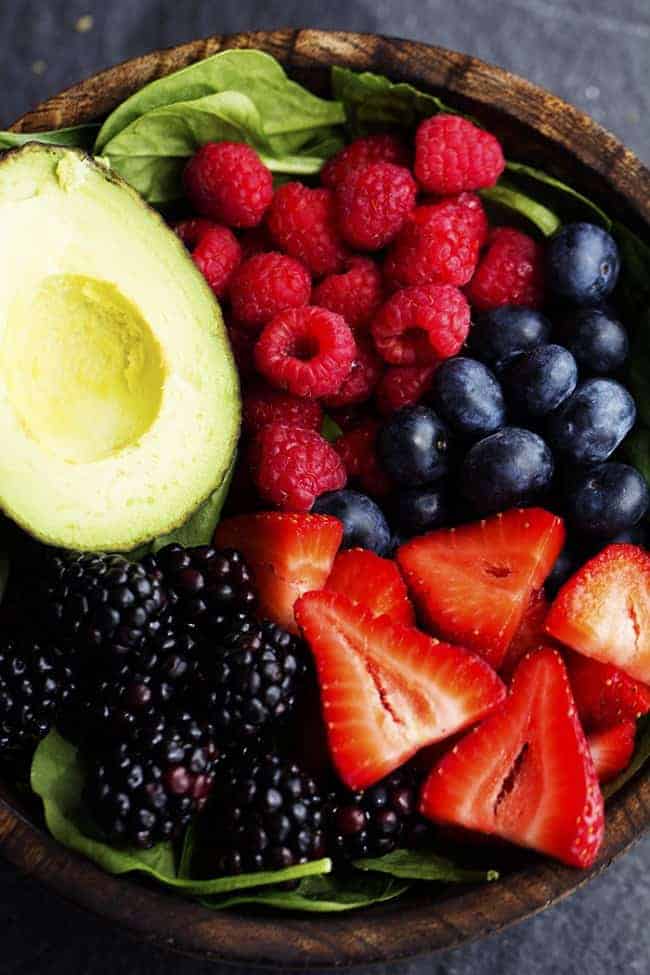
[325, 548, 415, 626]
[397, 509, 565, 669]
[294, 590, 505, 789]
[499, 589, 550, 681]
[588, 721, 636, 784]
[563, 648, 650, 732]
[546, 544, 650, 684]
[420, 648, 604, 868]
[214, 512, 342, 632]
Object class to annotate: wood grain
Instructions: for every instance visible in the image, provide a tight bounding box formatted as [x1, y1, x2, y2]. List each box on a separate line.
[4, 29, 650, 968]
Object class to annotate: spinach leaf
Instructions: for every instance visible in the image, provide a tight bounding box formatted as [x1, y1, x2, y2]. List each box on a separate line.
[204, 872, 410, 913]
[625, 428, 650, 484]
[481, 182, 561, 237]
[0, 125, 99, 151]
[355, 848, 498, 883]
[504, 161, 611, 229]
[321, 414, 343, 443]
[604, 714, 650, 799]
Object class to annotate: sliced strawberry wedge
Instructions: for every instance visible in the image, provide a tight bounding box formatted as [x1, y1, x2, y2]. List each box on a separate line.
[294, 590, 505, 790]
[546, 544, 650, 684]
[588, 722, 636, 784]
[420, 647, 604, 868]
[564, 648, 650, 732]
[214, 512, 342, 632]
[325, 548, 415, 625]
[397, 509, 565, 668]
[499, 589, 550, 681]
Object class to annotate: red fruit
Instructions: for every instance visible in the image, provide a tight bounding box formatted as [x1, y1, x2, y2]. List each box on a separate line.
[174, 217, 215, 247]
[267, 183, 348, 276]
[333, 419, 393, 498]
[336, 162, 417, 251]
[499, 589, 550, 681]
[183, 142, 273, 228]
[420, 648, 604, 869]
[325, 548, 415, 626]
[311, 257, 384, 333]
[242, 381, 323, 437]
[375, 365, 436, 416]
[254, 306, 356, 399]
[467, 227, 545, 311]
[546, 544, 650, 684]
[215, 511, 343, 632]
[372, 284, 470, 366]
[229, 252, 311, 329]
[249, 422, 346, 512]
[564, 648, 650, 732]
[397, 509, 566, 669]
[175, 220, 242, 298]
[414, 114, 505, 194]
[321, 133, 411, 189]
[295, 590, 506, 789]
[226, 322, 256, 379]
[322, 338, 383, 409]
[588, 722, 636, 784]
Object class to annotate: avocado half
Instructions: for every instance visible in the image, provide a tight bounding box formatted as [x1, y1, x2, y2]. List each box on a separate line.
[0, 144, 240, 551]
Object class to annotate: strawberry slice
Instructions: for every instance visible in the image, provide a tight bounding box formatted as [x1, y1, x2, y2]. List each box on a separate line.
[294, 590, 505, 789]
[214, 512, 342, 632]
[325, 548, 415, 625]
[564, 648, 650, 732]
[499, 589, 550, 681]
[397, 508, 565, 668]
[588, 721, 636, 784]
[420, 647, 604, 868]
[546, 544, 650, 684]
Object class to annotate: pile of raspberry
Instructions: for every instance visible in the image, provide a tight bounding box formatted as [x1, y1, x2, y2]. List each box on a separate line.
[177, 117, 540, 513]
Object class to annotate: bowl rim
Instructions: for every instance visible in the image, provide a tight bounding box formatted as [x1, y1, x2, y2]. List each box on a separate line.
[4, 27, 650, 969]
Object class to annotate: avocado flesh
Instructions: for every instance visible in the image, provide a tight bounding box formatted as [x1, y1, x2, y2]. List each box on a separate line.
[0, 144, 240, 551]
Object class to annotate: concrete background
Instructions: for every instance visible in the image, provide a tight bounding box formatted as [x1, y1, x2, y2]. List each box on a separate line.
[0, 2, 648, 973]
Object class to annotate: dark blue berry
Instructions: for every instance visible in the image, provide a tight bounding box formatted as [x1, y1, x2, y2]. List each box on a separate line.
[431, 357, 506, 440]
[606, 523, 648, 547]
[502, 344, 578, 418]
[461, 427, 554, 514]
[377, 406, 450, 487]
[547, 378, 636, 464]
[467, 306, 551, 371]
[312, 489, 391, 555]
[565, 463, 649, 538]
[394, 487, 448, 538]
[563, 307, 629, 375]
[545, 222, 620, 304]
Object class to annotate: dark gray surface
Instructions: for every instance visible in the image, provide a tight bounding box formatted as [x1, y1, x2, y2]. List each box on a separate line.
[0, 2, 649, 973]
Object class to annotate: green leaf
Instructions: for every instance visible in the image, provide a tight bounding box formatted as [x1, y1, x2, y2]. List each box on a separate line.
[204, 872, 410, 913]
[504, 161, 612, 229]
[321, 414, 343, 443]
[624, 428, 650, 484]
[0, 124, 99, 151]
[355, 848, 498, 883]
[604, 714, 650, 799]
[480, 182, 561, 237]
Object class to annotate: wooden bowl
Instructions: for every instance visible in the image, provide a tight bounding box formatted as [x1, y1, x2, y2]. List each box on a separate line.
[4, 29, 650, 969]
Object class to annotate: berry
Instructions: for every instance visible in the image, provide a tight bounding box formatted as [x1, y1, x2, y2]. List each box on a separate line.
[502, 344, 578, 418]
[312, 257, 384, 333]
[547, 378, 636, 464]
[249, 423, 346, 512]
[393, 487, 448, 538]
[414, 115, 505, 194]
[227, 323, 256, 379]
[563, 307, 629, 374]
[588, 722, 636, 784]
[544, 540, 586, 600]
[372, 285, 470, 366]
[467, 227, 545, 310]
[183, 224, 243, 299]
[228, 252, 311, 329]
[254, 306, 356, 399]
[565, 463, 649, 538]
[546, 222, 620, 304]
[378, 406, 450, 486]
[467, 306, 552, 371]
[499, 588, 550, 681]
[462, 428, 554, 514]
[431, 356, 506, 439]
[267, 183, 348, 276]
[325, 548, 415, 625]
[183, 142, 273, 228]
[174, 217, 215, 247]
[238, 224, 273, 258]
[336, 162, 417, 250]
[321, 134, 410, 189]
[322, 338, 383, 409]
[312, 489, 391, 556]
[375, 365, 436, 416]
[564, 649, 650, 732]
[242, 382, 323, 437]
[333, 419, 393, 498]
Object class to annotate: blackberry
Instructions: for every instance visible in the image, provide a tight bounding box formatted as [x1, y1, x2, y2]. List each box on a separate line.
[83, 709, 218, 848]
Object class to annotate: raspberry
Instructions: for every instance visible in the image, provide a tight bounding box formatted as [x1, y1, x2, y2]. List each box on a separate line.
[174, 218, 215, 247]
[467, 227, 545, 310]
[311, 258, 384, 333]
[322, 338, 383, 409]
[254, 306, 356, 399]
[267, 183, 348, 277]
[375, 365, 437, 415]
[334, 419, 393, 497]
[321, 134, 411, 189]
[384, 196, 486, 289]
[238, 225, 273, 259]
[183, 142, 273, 228]
[227, 322, 257, 379]
[336, 163, 417, 251]
[372, 285, 470, 366]
[229, 252, 312, 330]
[242, 381, 324, 437]
[175, 220, 242, 298]
[249, 422, 346, 511]
[414, 115, 505, 194]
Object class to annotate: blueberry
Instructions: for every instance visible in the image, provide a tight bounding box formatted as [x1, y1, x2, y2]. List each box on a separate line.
[546, 222, 620, 305]
[563, 307, 629, 375]
[502, 344, 578, 418]
[606, 522, 648, 547]
[394, 487, 448, 538]
[467, 306, 551, 371]
[378, 406, 450, 486]
[565, 463, 649, 538]
[547, 378, 636, 464]
[312, 490, 391, 555]
[461, 427, 554, 514]
[431, 357, 506, 440]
